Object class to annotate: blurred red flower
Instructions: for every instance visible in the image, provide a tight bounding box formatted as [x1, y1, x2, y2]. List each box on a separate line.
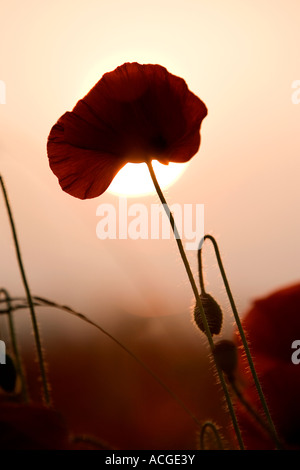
[234, 283, 300, 449]
[47, 62, 207, 199]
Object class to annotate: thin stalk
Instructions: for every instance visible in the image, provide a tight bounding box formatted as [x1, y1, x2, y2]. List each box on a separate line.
[146, 160, 244, 450]
[0, 175, 50, 405]
[230, 378, 284, 449]
[0, 288, 28, 401]
[197, 247, 206, 294]
[200, 421, 224, 450]
[200, 234, 281, 449]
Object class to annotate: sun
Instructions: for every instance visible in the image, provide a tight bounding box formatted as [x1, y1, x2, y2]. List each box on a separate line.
[107, 160, 189, 197]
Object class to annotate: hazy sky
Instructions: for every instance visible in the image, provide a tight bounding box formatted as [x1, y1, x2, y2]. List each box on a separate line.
[1, 0, 299, 334]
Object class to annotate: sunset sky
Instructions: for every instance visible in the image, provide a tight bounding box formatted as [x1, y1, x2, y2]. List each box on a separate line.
[0, 0, 299, 449]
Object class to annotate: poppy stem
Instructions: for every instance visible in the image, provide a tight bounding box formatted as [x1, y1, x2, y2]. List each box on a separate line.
[197, 243, 206, 294]
[0, 175, 51, 405]
[146, 160, 245, 450]
[229, 377, 284, 449]
[200, 421, 224, 450]
[199, 234, 281, 449]
[0, 288, 28, 402]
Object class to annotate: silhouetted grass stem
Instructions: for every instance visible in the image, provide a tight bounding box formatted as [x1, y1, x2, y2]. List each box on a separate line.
[0, 175, 50, 405]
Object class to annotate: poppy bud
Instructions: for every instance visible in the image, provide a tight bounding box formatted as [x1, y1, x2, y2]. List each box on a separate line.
[193, 293, 223, 336]
[0, 354, 17, 393]
[213, 340, 238, 380]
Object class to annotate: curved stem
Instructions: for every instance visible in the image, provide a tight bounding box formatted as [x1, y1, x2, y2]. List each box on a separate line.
[201, 234, 281, 449]
[197, 245, 206, 294]
[200, 421, 224, 450]
[146, 161, 244, 450]
[71, 435, 115, 450]
[0, 176, 50, 405]
[0, 288, 28, 402]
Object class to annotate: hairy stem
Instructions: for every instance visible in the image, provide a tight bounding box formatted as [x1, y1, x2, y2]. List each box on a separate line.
[147, 161, 244, 450]
[230, 378, 283, 449]
[200, 234, 281, 449]
[200, 421, 224, 450]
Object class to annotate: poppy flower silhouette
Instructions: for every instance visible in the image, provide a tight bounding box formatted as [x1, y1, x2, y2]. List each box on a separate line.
[47, 62, 207, 199]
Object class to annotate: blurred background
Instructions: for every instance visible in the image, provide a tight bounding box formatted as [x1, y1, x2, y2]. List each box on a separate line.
[0, 0, 299, 449]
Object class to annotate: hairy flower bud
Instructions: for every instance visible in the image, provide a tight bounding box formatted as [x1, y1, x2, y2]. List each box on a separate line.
[193, 293, 223, 336]
[213, 340, 238, 379]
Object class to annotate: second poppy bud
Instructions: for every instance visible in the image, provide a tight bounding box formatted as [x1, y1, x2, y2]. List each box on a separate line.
[213, 340, 238, 380]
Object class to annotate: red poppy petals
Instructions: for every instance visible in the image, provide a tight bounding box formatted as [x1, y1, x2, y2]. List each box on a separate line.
[236, 362, 300, 449]
[165, 130, 201, 163]
[239, 283, 300, 362]
[47, 115, 125, 199]
[47, 63, 207, 199]
[234, 283, 300, 449]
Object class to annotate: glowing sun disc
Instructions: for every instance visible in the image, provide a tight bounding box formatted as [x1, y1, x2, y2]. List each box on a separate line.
[108, 161, 189, 197]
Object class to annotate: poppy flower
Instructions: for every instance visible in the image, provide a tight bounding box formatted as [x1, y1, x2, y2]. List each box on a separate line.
[234, 283, 300, 449]
[47, 62, 207, 199]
